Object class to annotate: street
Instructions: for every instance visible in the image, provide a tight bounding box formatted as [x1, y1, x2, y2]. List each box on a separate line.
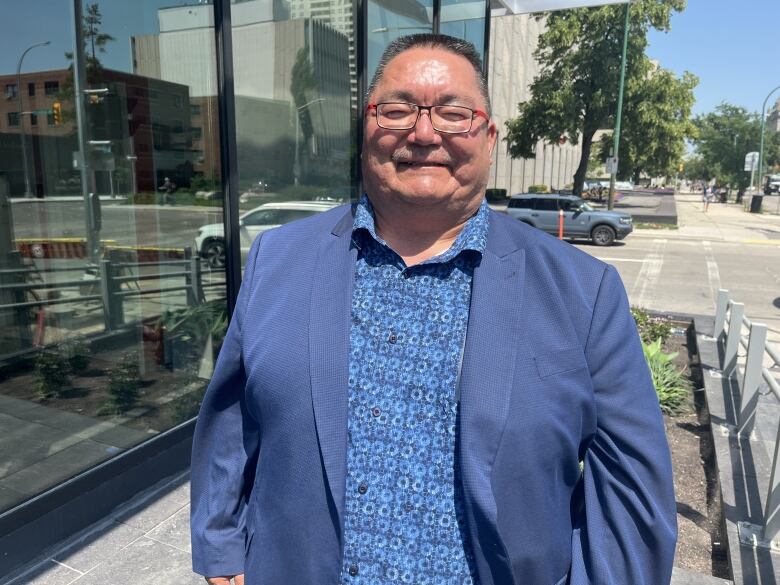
[8, 192, 780, 345]
[9, 199, 222, 251]
[575, 192, 780, 345]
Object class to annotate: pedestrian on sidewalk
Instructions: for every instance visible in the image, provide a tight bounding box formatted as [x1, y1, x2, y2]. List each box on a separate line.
[702, 184, 713, 213]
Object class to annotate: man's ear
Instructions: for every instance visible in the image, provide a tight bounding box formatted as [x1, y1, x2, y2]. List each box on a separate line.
[487, 121, 498, 158]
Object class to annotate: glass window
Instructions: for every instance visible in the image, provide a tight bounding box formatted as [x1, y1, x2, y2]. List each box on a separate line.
[5, 83, 18, 99]
[535, 198, 559, 211]
[30, 112, 37, 126]
[230, 0, 356, 269]
[367, 0, 432, 82]
[0, 0, 225, 515]
[28, 82, 36, 96]
[440, 0, 485, 61]
[508, 198, 532, 209]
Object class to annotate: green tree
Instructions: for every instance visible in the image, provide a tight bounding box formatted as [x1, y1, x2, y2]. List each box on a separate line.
[290, 48, 318, 147]
[692, 103, 780, 189]
[58, 3, 116, 123]
[597, 69, 698, 182]
[504, 0, 687, 195]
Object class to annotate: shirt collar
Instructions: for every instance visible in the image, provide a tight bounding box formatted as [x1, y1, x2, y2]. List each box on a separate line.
[352, 194, 489, 264]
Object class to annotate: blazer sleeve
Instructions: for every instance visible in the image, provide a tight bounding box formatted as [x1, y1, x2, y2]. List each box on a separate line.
[190, 235, 263, 578]
[569, 265, 677, 585]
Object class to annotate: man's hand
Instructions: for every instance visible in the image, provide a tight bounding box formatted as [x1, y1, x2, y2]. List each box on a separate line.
[205, 575, 244, 585]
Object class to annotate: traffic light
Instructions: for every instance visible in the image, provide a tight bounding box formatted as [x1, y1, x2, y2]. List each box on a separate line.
[52, 102, 62, 125]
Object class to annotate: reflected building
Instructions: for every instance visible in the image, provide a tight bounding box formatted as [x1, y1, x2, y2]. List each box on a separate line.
[132, 0, 352, 191]
[0, 68, 194, 196]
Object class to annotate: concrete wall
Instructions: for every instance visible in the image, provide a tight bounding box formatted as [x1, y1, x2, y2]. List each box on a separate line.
[487, 13, 582, 194]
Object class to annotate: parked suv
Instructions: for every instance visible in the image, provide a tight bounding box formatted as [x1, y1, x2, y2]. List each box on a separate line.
[505, 194, 632, 246]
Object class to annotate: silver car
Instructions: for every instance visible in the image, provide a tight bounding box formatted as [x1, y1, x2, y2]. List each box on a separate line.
[505, 194, 632, 246]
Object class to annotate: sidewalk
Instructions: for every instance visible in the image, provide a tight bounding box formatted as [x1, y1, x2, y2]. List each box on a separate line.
[1, 462, 732, 585]
[633, 192, 780, 244]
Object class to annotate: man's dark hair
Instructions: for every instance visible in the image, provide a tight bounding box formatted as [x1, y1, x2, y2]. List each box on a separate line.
[366, 34, 491, 116]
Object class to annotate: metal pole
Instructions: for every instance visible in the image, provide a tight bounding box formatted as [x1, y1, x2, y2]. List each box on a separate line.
[758, 85, 780, 195]
[72, 0, 98, 265]
[16, 41, 50, 198]
[607, 2, 631, 211]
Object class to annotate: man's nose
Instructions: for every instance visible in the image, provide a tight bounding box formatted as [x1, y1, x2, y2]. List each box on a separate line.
[408, 110, 441, 145]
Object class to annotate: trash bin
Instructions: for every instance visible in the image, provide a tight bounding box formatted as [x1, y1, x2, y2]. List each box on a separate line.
[719, 191, 727, 203]
[750, 195, 763, 213]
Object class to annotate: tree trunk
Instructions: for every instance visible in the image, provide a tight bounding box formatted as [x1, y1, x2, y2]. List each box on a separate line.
[573, 129, 596, 196]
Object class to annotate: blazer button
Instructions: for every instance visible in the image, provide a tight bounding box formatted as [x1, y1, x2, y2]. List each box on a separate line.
[348, 564, 359, 576]
[358, 482, 368, 494]
[388, 333, 397, 344]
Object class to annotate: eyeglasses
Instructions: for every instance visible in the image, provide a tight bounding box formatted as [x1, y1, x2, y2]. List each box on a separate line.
[366, 102, 490, 134]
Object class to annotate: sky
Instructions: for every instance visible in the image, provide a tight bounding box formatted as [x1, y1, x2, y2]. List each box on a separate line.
[1, 0, 777, 117]
[646, 0, 780, 116]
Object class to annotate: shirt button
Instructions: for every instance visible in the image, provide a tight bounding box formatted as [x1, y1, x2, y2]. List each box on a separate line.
[358, 482, 368, 494]
[371, 407, 381, 417]
[348, 564, 359, 576]
[388, 333, 397, 344]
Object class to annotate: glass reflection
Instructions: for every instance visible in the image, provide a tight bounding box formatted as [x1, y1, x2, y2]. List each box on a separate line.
[0, 0, 225, 514]
[229, 0, 356, 266]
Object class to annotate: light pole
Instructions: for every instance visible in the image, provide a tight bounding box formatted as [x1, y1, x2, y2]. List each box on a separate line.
[16, 40, 51, 198]
[607, 1, 631, 210]
[758, 85, 780, 195]
[293, 98, 326, 186]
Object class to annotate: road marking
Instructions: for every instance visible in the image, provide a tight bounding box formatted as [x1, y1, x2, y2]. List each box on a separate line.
[632, 239, 666, 308]
[594, 257, 645, 263]
[741, 239, 780, 246]
[702, 240, 721, 304]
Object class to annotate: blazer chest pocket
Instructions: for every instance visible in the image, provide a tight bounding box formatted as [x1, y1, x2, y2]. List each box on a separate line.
[534, 347, 587, 380]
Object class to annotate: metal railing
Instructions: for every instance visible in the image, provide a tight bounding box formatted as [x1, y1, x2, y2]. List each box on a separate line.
[713, 289, 780, 549]
[0, 247, 226, 351]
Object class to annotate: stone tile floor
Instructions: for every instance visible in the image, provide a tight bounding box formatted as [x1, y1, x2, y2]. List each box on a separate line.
[2, 465, 732, 585]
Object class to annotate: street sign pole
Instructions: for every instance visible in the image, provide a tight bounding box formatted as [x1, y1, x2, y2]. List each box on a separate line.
[758, 85, 780, 196]
[607, 1, 630, 211]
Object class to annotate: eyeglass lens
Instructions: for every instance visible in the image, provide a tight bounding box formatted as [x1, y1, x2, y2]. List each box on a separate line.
[376, 103, 474, 133]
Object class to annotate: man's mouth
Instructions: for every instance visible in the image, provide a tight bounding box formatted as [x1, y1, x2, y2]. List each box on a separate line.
[397, 160, 450, 168]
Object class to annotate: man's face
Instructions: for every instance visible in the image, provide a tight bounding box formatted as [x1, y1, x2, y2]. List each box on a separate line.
[363, 47, 497, 213]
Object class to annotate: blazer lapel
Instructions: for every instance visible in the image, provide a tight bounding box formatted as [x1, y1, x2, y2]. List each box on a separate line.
[309, 208, 356, 535]
[458, 213, 526, 583]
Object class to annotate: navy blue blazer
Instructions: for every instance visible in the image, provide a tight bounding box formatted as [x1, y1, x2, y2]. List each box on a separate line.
[191, 204, 677, 585]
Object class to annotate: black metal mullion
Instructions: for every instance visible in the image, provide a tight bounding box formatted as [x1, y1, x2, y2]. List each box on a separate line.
[433, 0, 441, 33]
[482, 0, 491, 79]
[214, 0, 242, 318]
[355, 0, 366, 195]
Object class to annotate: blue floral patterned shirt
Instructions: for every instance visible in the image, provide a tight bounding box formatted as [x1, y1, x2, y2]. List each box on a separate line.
[340, 195, 489, 585]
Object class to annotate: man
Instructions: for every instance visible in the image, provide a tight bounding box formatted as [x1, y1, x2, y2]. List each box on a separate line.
[191, 34, 676, 585]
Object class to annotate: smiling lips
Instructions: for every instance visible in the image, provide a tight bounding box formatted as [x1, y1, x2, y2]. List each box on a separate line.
[396, 159, 450, 169]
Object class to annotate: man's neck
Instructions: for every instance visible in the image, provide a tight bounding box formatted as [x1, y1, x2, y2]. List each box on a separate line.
[370, 200, 479, 266]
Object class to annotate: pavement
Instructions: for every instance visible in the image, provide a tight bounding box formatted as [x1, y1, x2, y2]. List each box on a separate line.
[8, 190, 780, 585]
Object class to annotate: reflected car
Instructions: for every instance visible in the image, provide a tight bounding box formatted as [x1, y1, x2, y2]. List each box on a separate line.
[505, 194, 632, 246]
[195, 200, 340, 268]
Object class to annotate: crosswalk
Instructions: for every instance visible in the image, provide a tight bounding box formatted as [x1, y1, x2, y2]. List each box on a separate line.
[575, 236, 780, 346]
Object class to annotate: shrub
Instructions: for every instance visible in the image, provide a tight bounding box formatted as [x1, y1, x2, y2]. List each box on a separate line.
[103, 353, 142, 414]
[485, 188, 507, 202]
[34, 351, 72, 400]
[643, 338, 690, 415]
[528, 184, 550, 193]
[631, 306, 673, 345]
[60, 336, 90, 373]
